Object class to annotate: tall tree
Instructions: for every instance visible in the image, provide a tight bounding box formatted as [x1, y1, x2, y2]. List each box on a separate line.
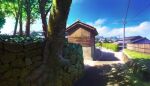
[1, 0, 25, 35]
[13, 0, 21, 35]
[19, 0, 23, 35]
[24, 0, 31, 36]
[24, 0, 41, 36]
[38, 0, 52, 38]
[44, 0, 72, 85]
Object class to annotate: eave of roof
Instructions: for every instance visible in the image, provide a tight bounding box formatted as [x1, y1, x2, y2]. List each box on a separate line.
[66, 20, 98, 36]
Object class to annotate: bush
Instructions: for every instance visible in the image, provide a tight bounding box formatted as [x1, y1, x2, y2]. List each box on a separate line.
[97, 43, 119, 52]
[0, 34, 44, 44]
[124, 49, 150, 83]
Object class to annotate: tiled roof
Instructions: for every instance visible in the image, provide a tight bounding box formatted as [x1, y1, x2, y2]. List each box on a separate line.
[125, 36, 143, 41]
[132, 38, 150, 44]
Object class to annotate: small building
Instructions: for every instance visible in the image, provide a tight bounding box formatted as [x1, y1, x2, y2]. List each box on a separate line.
[66, 20, 98, 60]
[115, 36, 150, 49]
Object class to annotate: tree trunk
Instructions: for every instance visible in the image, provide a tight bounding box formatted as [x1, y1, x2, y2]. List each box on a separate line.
[25, 0, 31, 36]
[19, 0, 23, 36]
[41, 15, 48, 38]
[13, 16, 19, 35]
[44, 0, 72, 85]
[39, 0, 48, 38]
[13, 3, 20, 36]
[47, 0, 72, 62]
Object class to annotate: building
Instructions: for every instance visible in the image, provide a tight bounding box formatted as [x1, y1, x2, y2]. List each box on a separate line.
[66, 20, 98, 60]
[115, 36, 150, 49]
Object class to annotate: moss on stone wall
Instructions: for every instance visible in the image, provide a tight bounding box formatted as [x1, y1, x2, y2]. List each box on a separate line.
[0, 41, 84, 86]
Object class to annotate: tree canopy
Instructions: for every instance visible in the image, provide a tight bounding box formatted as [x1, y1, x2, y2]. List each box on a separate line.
[0, 0, 52, 36]
[0, 12, 5, 29]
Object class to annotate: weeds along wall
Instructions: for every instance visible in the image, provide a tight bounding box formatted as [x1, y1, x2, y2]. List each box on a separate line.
[0, 41, 84, 86]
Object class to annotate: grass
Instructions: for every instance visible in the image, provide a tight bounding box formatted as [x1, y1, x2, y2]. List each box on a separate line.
[124, 49, 150, 59]
[123, 49, 150, 86]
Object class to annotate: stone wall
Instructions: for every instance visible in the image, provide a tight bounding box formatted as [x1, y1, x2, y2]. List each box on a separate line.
[0, 41, 84, 86]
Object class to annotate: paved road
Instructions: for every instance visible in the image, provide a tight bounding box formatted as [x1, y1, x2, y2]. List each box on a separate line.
[74, 48, 124, 86]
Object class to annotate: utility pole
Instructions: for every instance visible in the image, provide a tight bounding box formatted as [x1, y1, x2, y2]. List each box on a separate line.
[123, 20, 126, 49]
[123, 0, 131, 49]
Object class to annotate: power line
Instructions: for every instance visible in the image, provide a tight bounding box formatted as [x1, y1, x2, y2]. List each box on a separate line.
[128, 0, 150, 22]
[123, 0, 131, 23]
[135, 2, 150, 18]
[123, 0, 131, 49]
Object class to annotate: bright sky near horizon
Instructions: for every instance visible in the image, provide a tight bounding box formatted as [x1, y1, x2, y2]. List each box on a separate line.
[1, 0, 150, 39]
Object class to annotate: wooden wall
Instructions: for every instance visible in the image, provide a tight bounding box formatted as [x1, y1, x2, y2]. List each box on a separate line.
[127, 44, 150, 54]
[67, 27, 95, 47]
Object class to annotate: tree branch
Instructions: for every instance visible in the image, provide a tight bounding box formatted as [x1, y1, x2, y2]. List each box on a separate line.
[45, 4, 52, 16]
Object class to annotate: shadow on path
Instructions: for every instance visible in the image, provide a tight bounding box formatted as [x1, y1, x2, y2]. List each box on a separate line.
[74, 65, 110, 86]
[93, 48, 119, 61]
[74, 64, 126, 86]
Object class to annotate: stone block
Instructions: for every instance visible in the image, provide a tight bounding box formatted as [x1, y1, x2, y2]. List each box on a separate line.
[25, 58, 32, 66]
[4, 42, 24, 53]
[24, 42, 42, 50]
[31, 56, 43, 62]
[24, 49, 42, 58]
[20, 68, 30, 79]
[11, 57, 25, 68]
[0, 53, 16, 64]
[0, 42, 3, 49]
[0, 64, 9, 74]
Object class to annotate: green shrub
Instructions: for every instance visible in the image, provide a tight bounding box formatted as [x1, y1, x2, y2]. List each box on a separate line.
[97, 43, 119, 52]
[95, 43, 101, 47]
[0, 34, 44, 44]
[124, 49, 150, 83]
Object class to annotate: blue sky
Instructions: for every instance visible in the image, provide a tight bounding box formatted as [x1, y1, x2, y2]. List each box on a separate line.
[1, 0, 150, 39]
[67, 0, 150, 38]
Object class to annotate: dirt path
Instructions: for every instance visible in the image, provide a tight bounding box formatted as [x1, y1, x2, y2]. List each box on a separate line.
[94, 47, 123, 61]
[74, 48, 125, 86]
[84, 48, 124, 66]
[74, 64, 125, 86]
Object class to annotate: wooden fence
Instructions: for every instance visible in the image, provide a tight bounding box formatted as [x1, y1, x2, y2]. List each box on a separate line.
[127, 44, 150, 54]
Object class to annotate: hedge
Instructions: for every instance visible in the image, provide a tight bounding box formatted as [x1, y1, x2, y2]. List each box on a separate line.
[96, 43, 119, 52]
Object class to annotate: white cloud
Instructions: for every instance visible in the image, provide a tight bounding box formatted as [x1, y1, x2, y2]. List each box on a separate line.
[73, 0, 83, 4]
[88, 19, 150, 39]
[87, 18, 106, 27]
[95, 19, 106, 26]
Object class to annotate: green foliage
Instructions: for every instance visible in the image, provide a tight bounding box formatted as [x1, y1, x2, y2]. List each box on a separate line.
[123, 49, 150, 84]
[97, 43, 119, 52]
[0, 34, 43, 44]
[0, 11, 5, 29]
[95, 43, 100, 47]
